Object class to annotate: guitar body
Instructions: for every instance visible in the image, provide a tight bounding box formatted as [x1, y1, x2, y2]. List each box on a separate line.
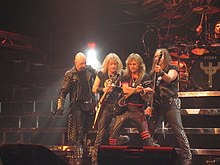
[113, 92, 127, 116]
[113, 88, 137, 115]
[117, 94, 127, 107]
[92, 73, 121, 129]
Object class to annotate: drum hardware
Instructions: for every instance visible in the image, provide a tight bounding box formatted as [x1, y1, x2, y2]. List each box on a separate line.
[192, 4, 219, 56]
[168, 44, 190, 59]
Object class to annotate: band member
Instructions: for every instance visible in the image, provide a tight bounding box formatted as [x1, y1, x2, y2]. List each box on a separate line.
[211, 20, 220, 43]
[109, 53, 159, 147]
[91, 53, 130, 164]
[149, 48, 192, 165]
[56, 52, 96, 148]
[209, 20, 220, 54]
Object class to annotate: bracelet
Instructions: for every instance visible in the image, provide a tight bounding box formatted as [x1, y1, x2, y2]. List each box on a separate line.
[97, 87, 103, 93]
[160, 70, 165, 77]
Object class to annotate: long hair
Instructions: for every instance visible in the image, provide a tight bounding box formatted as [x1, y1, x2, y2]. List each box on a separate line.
[101, 53, 123, 74]
[150, 48, 172, 75]
[124, 53, 146, 84]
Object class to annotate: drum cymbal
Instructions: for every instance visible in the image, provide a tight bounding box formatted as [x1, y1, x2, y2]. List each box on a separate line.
[191, 48, 209, 56]
[171, 60, 186, 68]
[193, 5, 220, 15]
[160, 12, 183, 19]
[180, 53, 190, 59]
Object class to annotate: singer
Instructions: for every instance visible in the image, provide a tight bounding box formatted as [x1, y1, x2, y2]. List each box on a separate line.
[149, 48, 192, 165]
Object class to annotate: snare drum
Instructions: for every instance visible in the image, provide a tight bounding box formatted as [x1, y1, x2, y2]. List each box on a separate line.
[191, 53, 220, 90]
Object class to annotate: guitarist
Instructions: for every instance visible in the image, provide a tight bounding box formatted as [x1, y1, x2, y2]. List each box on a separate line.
[149, 48, 192, 165]
[109, 53, 159, 147]
[91, 53, 130, 164]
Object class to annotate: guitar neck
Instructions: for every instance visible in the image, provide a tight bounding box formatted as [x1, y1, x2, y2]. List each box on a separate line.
[98, 86, 111, 104]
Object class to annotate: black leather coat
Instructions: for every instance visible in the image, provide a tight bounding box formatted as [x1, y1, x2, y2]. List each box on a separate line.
[58, 65, 96, 106]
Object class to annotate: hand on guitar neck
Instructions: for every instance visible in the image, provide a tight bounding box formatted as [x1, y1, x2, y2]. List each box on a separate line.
[103, 83, 116, 93]
[144, 106, 153, 116]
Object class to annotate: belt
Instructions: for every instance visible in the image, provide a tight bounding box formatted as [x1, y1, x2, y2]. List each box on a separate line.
[127, 102, 144, 107]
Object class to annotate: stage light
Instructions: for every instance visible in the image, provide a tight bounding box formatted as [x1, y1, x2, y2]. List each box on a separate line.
[86, 48, 101, 71]
[87, 49, 97, 58]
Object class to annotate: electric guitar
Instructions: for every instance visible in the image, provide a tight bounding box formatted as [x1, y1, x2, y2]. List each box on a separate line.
[92, 73, 120, 129]
[117, 88, 137, 107]
[149, 51, 163, 115]
[115, 79, 153, 115]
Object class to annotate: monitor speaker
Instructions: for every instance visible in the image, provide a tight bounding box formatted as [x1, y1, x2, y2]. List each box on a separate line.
[0, 144, 66, 165]
[98, 145, 178, 165]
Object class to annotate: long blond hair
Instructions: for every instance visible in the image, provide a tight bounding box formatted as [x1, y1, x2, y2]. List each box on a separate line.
[124, 53, 146, 84]
[101, 53, 123, 74]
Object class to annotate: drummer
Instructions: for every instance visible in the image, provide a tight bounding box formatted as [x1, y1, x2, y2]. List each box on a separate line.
[210, 20, 220, 43]
[209, 20, 220, 54]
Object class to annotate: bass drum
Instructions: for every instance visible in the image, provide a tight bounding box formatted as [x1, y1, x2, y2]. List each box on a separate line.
[191, 53, 220, 91]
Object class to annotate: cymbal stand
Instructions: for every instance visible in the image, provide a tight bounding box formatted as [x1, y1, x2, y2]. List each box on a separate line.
[204, 12, 211, 45]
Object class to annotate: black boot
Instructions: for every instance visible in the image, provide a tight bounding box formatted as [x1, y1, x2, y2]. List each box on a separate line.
[181, 151, 192, 165]
[144, 137, 160, 147]
[117, 135, 130, 145]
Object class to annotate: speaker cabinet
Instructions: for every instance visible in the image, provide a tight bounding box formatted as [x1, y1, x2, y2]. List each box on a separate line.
[0, 144, 66, 165]
[98, 145, 178, 165]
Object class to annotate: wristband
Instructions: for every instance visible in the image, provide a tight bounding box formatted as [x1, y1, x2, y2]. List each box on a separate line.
[97, 87, 103, 93]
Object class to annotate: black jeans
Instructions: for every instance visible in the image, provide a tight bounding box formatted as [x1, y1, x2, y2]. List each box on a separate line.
[94, 103, 115, 147]
[109, 105, 151, 145]
[160, 98, 192, 164]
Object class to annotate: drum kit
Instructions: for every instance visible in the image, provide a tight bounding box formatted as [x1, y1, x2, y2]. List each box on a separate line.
[166, 5, 220, 91]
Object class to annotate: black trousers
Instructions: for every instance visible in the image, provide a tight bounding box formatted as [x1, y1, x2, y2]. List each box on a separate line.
[160, 98, 192, 163]
[109, 105, 151, 145]
[69, 102, 92, 147]
[94, 103, 115, 147]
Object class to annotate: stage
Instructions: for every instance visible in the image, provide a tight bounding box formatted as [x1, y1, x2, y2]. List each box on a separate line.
[0, 90, 220, 164]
